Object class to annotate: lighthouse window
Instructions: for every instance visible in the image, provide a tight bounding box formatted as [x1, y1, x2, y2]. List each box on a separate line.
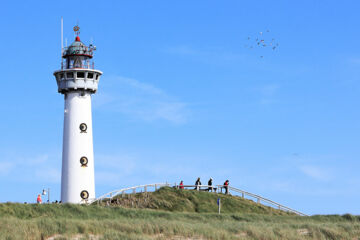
[87, 73, 93, 79]
[80, 156, 88, 167]
[79, 123, 87, 132]
[80, 190, 89, 200]
[77, 72, 85, 78]
[67, 59, 74, 69]
[96, 74, 99, 80]
[83, 60, 88, 68]
[74, 58, 82, 68]
[66, 72, 74, 78]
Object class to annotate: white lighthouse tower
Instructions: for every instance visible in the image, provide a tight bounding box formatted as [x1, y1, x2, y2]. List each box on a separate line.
[54, 25, 102, 203]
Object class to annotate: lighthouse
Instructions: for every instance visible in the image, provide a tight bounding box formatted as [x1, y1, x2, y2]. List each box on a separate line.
[53, 25, 102, 203]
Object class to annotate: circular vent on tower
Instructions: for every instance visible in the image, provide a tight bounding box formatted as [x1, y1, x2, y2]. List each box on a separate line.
[79, 123, 87, 133]
[80, 190, 89, 199]
[80, 156, 88, 167]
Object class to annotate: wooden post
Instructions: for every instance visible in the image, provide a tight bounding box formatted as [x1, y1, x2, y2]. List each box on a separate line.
[257, 198, 260, 204]
[133, 188, 136, 194]
[218, 198, 221, 215]
[144, 186, 147, 193]
[122, 191, 125, 198]
[155, 184, 157, 190]
[242, 192, 244, 198]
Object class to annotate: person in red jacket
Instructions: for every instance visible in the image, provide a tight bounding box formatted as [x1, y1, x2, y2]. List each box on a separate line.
[37, 194, 42, 204]
[223, 180, 229, 194]
[179, 180, 184, 189]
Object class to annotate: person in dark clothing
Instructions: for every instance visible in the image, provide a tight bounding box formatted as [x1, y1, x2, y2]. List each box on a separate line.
[195, 177, 201, 190]
[223, 180, 229, 194]
[207, 178, 213, 191]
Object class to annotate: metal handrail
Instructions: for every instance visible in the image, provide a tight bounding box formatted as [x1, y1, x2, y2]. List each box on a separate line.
[226, 186, 308, 216]
[175, 184, 216, 188]
[61, 61, 95, 70]
[87, 183, 171, 204]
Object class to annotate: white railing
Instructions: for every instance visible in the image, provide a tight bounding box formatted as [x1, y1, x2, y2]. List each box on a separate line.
[175, 184, 218, 191]
[85, 183, 308, 216]
[84, 183, 171, 204]
[226, 186, 308, 216]
[61, 61, 95, 70]
[175, 184, 307, 216]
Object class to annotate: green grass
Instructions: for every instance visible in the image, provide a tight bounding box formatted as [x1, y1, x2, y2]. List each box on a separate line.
[0, 187, 359, 240]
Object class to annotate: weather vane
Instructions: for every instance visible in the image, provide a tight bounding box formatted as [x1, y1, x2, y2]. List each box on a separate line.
[73, 25, 80, 36]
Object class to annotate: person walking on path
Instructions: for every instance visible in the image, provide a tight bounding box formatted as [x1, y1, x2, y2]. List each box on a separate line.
[37, 194, 42, 204]
[195, 177, 201, 190]
[179, 180, 184, 189]
[223, 180, 229, 194]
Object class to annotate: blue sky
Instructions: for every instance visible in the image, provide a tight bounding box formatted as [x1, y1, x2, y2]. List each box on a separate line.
[0, 0, 360, 215]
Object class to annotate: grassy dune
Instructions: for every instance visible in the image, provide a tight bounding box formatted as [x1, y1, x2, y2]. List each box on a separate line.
[0, 188, 359, 240]
[99, 187, 293, 215]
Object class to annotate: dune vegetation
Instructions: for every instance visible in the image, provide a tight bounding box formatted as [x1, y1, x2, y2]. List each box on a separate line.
[0, 187, 359, 240]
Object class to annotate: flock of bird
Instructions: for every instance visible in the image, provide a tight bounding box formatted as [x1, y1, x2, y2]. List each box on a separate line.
[245, 30, 279, 58]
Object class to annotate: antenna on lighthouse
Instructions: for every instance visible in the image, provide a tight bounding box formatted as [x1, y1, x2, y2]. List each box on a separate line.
[61, 17, 63, 58]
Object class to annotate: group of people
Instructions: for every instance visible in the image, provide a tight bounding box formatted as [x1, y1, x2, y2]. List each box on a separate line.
[179, 178, 230, 194]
